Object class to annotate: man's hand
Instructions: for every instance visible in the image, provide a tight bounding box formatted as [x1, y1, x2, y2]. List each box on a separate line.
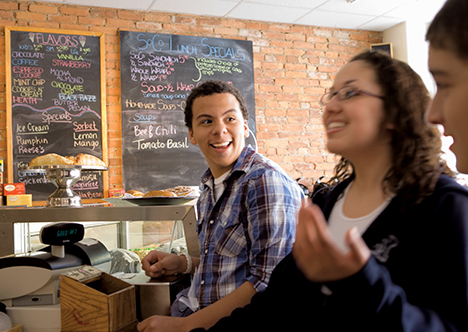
[292, 202, 371, 283]
[141, 250, 186, 278]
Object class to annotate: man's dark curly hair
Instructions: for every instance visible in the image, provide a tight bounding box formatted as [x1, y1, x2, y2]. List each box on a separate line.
[426, 0, 468, 61]
[184, 80, 249, 131]
[328, 50, 452, 206]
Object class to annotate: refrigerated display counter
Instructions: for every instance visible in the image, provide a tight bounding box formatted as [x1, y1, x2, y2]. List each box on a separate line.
[0, 202, 199, 331]
[0, 202, 199, 258]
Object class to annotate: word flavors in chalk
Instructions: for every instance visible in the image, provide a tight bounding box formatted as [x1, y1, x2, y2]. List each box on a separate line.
[31, 33, 81, 48]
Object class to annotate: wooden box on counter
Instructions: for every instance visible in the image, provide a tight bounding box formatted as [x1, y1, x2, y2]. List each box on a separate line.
[4, 324, 22, 332]
[60, 268, 138, 332]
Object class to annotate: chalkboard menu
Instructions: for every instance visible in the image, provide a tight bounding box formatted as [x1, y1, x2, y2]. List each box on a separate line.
[120, 31, 255, 192]
[5, 27, 108, 201]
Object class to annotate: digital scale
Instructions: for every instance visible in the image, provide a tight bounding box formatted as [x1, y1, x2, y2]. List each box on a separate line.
[0, 223, 111, 332]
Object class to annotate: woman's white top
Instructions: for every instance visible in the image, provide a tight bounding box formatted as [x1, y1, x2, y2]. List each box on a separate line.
[328, 182, 392, 253]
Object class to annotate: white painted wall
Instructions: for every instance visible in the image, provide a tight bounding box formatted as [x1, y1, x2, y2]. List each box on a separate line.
[383, 21, 435, 96]
[382, 22, 408, 64]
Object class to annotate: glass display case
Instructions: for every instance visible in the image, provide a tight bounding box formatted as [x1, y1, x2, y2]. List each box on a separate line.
[0, 202, 198, 331]
[0, 202, 199, 258]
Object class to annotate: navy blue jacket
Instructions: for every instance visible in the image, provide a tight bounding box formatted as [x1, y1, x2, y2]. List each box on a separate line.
[193, 174, 468, 331]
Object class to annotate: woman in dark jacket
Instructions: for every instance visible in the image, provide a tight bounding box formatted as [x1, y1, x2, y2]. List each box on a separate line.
[192, 50, 468, 332]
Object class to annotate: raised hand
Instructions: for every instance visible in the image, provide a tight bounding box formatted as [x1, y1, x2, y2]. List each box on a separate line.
[292, 202, 371, 283]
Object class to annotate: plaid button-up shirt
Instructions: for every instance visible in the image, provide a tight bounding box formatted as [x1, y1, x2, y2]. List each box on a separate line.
[193, 145, 303, 309]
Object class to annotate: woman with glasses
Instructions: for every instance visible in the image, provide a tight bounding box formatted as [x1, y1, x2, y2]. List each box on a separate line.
[190, 50, 468, 332]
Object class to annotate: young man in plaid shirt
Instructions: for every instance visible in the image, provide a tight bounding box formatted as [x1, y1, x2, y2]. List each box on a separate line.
[139, 80, 303, 332]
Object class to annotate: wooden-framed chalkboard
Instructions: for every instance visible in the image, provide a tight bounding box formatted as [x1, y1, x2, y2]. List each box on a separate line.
[120, 31, 255, 192]
[5, 27, 108, 201]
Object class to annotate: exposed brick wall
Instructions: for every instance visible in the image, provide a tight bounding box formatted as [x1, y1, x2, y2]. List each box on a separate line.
[0, 1, 382, 190]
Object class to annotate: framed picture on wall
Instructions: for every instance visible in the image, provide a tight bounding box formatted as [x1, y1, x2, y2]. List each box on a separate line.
[370, 42, 393, 58]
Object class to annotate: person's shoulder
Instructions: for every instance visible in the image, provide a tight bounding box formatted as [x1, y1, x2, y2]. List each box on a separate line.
[235, 151, 303, 196]
[434, 174, 468, 196]
[240, 148, 290, 177]
[311, 178, 350, 209]
[248, 154, 297, 184]
[250, 153, 283, 171]
[418, 174, 468, 233]
[421, 174, 468, 213]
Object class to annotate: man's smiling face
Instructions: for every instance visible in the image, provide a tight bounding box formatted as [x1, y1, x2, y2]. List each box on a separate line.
[188, 93, 249, 178]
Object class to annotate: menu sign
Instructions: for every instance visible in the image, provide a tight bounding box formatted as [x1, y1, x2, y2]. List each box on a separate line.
[120, 31, 255, 193]
[5, 27, 107, 201]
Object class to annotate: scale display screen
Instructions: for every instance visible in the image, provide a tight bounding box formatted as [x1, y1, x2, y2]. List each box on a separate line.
[40, 223, 85, 245]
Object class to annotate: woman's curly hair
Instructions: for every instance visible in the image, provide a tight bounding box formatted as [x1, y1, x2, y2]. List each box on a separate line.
[328, 50, 452, 206]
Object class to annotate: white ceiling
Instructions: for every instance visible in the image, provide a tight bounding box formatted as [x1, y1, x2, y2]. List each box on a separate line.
[39, 0, 447, 32]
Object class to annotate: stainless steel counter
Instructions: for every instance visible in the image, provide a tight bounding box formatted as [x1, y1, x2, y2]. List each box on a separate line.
[0, 203, 199, 258]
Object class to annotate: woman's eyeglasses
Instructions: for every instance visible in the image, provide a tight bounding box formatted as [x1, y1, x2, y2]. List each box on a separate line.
[320, 86, 384, 106]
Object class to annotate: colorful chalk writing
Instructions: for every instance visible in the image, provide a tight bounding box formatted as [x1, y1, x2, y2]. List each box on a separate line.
[6, 27, 106, 201]
[120, 31, 255, 193]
